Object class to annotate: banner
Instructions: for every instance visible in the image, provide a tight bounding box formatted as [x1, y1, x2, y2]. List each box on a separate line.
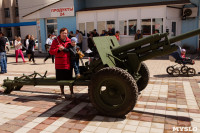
[51, 7, 74, 17]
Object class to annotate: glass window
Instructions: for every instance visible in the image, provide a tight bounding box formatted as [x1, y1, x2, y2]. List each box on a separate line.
[97, 21, 106, 35]
[4, 8, 10, 18]
[152, 18, 163, 34]
[141, 19, 151, 35]
[46, 18, 57, 36]
[119, 20, 127, 35]
[86, 22, 94, 34]
[47, 25, 57, 36]
[6, 28, 12, 38]
[129, 19, 137, 35]
[107, 21, 115, 35]
[172, 22, 176, 37]
[79, 23, 85, 36]
[15, 7, 19, 17]
[47, 19, 57, 24]
[16, 27, 20, 36]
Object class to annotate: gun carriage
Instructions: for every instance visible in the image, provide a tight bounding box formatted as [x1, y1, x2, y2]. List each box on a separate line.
[2, 29, 200, 117]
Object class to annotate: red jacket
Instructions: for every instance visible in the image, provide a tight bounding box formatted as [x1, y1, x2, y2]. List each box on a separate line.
[49, 36, 71, 70]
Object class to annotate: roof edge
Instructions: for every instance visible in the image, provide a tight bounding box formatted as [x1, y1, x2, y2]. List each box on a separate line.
[23, 0, 62, 18]
[77, 0, 191, 12]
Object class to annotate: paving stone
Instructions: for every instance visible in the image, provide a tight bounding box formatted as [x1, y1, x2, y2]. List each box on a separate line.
[0, 57, 200, 133]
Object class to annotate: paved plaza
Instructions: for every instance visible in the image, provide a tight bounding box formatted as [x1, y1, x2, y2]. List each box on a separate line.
[0, 51, 200, 133]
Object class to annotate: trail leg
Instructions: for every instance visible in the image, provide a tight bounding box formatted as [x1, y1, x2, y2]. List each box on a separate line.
[69, 85, 75, 98]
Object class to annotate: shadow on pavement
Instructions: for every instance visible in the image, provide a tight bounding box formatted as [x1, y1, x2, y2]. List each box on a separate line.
[132, 110, 193, 122]
[154, 74, 200, 78]
[153, 74, 170, 78]
[1, 91, 126, 121]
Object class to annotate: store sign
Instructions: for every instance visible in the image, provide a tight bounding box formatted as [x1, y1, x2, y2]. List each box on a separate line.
[51, 7, 74, 17]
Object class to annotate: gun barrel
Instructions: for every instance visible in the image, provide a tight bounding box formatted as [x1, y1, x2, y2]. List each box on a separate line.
[112, 33, 167, 55]
[169, 28, 200, 44]
[112, 29, 200, 55]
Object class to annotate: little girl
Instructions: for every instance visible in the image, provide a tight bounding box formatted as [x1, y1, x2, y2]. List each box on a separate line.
[15, 37, 26, 63]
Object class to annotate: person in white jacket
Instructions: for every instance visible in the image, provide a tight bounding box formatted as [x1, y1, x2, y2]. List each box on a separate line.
[44, 34, 54, 63]
[15, 37, 26, 63]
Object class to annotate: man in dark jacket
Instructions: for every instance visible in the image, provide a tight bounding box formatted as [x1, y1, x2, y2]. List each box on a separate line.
[0, 32, 7, 74]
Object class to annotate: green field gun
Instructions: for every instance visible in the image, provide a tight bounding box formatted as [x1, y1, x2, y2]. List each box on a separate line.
[2, 28, 200, 117]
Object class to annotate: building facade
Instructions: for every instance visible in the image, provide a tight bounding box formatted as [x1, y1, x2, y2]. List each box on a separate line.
[21, 0, 200, 52]
[0, 0, 20, 40]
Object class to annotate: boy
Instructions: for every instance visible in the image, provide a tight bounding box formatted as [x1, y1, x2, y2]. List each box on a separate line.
[65, 37, 83, 78]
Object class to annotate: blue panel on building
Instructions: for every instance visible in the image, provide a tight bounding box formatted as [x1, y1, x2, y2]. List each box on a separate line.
[40, 19, 46, 51]
[0, 21, 36, 27]
[57, 16, 77, 35]
[74, 0, 86, 11]
[181, 18, 199, 50]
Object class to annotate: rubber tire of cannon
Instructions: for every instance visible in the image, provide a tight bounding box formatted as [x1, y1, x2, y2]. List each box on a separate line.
[89, 67, 138, 117]
[137, 62, 150, 92]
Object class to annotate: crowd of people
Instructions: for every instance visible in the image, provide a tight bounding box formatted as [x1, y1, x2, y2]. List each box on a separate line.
[0, 32, 37, 74]
[0, 27, 159, 98]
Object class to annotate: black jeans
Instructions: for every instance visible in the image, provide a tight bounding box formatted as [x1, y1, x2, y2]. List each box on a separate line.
[44, 52, 54, 63]
[29, 51, 35, 62]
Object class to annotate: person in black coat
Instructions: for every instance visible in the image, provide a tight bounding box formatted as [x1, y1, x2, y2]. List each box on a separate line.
[28, 35, 36, 63]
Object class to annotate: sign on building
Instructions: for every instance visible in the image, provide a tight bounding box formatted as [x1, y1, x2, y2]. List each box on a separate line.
[50, 7, 74, 17]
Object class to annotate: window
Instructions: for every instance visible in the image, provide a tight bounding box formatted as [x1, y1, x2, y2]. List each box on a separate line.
[97, 21, 106, 35]
[4, 8, 10, 18]
[172, 22, 176, 37]
[141, 19, 151, 35]
[86, 22, 94, 35]
[46, 18, 57, 36]
[119, 20, 127, 35]
[16, 27, 20, 36]
[79, 23, 85, 36]
[129, 19, 137, 35]
[141, 18, 163, 35]
[152, 18, 163, 34]
[119, 20, 137, 36]
[6, 28, 12, 38]
[107, 21, 115, 35]
[15, 7, 19, 17]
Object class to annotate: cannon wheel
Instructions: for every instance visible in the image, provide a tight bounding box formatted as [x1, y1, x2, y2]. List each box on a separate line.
[89, 67, 138, 117]
[137, 62, 150, 92]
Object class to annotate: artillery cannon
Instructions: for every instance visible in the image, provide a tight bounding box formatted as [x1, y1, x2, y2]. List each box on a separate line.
[2, 29, 200, 117]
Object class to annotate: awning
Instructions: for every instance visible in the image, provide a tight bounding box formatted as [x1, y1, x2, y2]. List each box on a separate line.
[0, 21, 37, 27]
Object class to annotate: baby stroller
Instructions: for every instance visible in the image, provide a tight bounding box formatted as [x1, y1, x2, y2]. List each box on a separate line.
[166, 48, 196, 77]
